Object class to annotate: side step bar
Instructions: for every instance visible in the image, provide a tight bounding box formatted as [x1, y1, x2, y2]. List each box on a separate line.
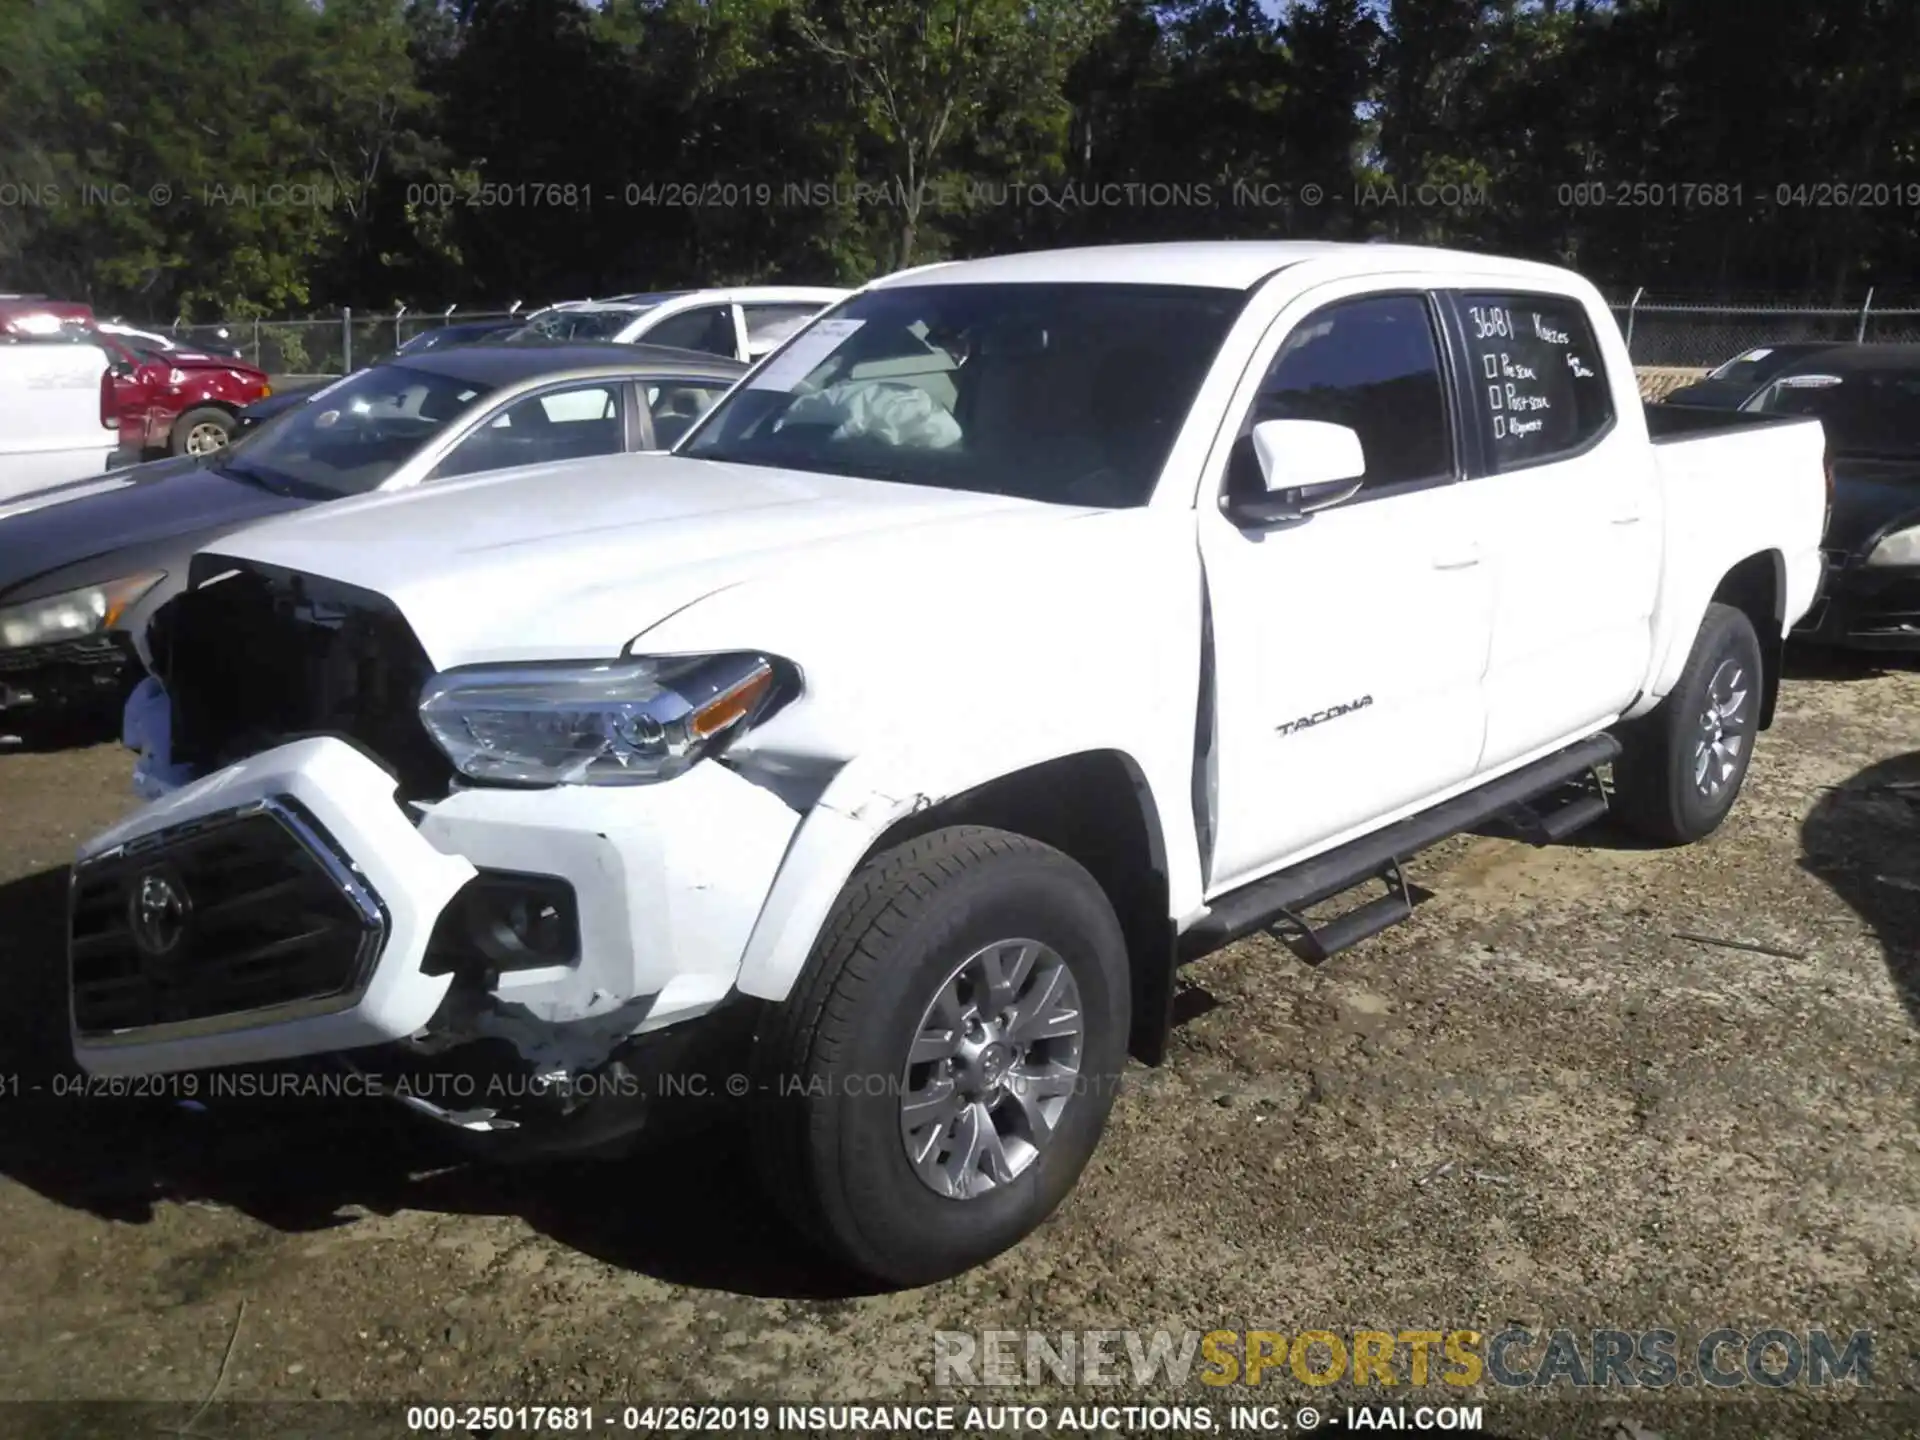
[1179, 732, 1622, 965]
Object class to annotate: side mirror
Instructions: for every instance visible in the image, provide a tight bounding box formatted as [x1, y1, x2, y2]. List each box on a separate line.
[1223, 418, 1367, 526]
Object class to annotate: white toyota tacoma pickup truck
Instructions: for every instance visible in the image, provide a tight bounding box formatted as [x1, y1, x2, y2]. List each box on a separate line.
[76, 242, 1827, 1286]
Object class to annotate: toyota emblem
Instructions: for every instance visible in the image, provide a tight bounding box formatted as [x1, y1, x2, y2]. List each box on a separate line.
[130, 869, 192, 958]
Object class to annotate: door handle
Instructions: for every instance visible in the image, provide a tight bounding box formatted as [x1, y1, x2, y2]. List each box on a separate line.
[1611, 513, 1644, 526]
[1431, 547, 1482, 571]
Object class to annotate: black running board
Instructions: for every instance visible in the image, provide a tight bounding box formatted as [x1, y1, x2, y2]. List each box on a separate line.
[1179, 732, 1622, 964]
[1265, 857, 1419, 966]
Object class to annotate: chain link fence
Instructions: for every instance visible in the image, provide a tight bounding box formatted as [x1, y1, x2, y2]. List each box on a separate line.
[126, 306, 527, 378]
[118, 293, 1920, 383]
[1608, 296, 1920, 367]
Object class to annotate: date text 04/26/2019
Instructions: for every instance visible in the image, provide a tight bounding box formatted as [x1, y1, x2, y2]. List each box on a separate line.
[400, 1402, 1489, 1433]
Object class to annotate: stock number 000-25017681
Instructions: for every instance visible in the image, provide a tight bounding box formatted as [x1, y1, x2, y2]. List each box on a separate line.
[407, 1407, 777, 1433]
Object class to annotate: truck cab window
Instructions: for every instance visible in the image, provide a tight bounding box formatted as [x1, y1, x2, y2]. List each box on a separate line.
[1457, 292, 1615, 470]
[1235, 294, 1452, 499]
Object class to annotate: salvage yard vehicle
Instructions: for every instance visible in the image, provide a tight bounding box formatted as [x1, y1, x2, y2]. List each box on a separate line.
[76, 241, 1826, 1286]
[94, 331, 274, 458]
[1659, 341, 1843, 409]
[512, 286, 849, 360]
[0, 343, 744, 743]
[0, 337, 120, 504]
[1726, 344, 1920, 651]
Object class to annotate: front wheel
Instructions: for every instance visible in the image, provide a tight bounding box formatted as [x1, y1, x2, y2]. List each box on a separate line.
[750, 826, 1130, 1286]
[171, 406, 234, 456]
[1612, 602, 1764, 845]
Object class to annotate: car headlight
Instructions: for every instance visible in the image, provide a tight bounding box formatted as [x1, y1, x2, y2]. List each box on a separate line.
[1866, 525, 1920, 568]
[417, 652, 794, 785]
[0, 572, 165, 650]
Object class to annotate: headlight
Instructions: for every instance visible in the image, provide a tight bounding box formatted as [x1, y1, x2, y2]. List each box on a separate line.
[417, 652, 793, 785]
[1866, 525, 1920, 568]
[0, 572, 165, 650]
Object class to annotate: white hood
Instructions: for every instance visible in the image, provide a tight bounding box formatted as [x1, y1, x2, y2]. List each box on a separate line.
[211, 452, 1091, 665]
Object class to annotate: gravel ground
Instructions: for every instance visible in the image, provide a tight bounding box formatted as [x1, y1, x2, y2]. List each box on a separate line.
[0, 656, 1916, 1440]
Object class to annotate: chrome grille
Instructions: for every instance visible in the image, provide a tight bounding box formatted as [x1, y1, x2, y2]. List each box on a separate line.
[69, 798, 387, 1039]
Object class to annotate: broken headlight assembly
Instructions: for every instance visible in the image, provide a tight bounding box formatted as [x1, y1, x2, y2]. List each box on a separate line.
[417, 652, 795, 786]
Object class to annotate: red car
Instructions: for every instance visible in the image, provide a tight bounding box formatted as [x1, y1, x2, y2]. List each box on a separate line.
[96, 332, 272, 456]
[1, 297, 271, 456]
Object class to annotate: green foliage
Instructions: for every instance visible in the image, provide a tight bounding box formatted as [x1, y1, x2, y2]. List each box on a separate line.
[3, 0, 1919, 317]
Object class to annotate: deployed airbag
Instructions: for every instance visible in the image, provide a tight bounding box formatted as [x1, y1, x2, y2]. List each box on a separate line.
[781, 380, 962, 448]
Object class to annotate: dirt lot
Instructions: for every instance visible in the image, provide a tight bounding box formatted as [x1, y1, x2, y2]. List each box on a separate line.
[0, 657, 1917, 1439]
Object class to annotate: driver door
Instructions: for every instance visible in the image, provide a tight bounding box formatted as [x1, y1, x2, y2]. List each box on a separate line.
[1197, 286, 1494, 893]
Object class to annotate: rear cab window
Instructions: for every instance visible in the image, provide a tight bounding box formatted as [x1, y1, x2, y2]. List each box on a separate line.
[1451, 292, 1616, 471]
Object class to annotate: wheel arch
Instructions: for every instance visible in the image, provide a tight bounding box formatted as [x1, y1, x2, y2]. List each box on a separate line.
[732, 747, 1182, 1066]
[177, 397, 242, 420]
[1710, 549, 1785, 729]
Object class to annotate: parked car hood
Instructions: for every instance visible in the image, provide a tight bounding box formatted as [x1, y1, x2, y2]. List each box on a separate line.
[210, 452, 1097, 667]
[238, 385, 323, 422]
[0, 455, 311, 600]
[1826, 454, 1920, 557]
[163, 349, 267, 377]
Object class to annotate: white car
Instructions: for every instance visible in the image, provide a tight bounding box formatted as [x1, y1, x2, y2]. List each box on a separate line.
[79, 241, 1826, 1286]
[513, 286, 849, 361]
[0, 341, 120, 502]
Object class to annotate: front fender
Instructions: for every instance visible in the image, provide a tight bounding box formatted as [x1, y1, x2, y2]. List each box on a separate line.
[731, 737, 1198, 1003]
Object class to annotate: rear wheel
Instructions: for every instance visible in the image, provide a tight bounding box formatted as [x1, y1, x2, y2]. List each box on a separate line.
[751, 826, 1129, 1286]
[1612, 602, 1763, 844]
[171, 406, 234, 456]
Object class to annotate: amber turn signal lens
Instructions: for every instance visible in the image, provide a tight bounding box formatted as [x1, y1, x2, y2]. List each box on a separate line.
[689, 663, 775, 740]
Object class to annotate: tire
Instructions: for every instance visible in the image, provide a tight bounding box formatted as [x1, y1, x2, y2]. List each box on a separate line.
[750, 825, 1130, 1287]
[170, 406, 234, 457]
[1612, 602, 1764, 845]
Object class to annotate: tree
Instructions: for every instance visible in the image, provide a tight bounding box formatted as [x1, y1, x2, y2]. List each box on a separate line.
[786, 0, 1108, 268]
[308, 0, 441, 291]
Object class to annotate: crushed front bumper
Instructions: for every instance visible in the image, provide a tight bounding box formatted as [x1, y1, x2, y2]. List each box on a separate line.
[71, 738, 475, 1076]
[72, 732, 805, 1081]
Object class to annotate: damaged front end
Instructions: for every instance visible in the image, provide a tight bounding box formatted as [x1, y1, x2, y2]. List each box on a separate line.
[79, 555, 805, 1153]
[335, 995, 762, 1160]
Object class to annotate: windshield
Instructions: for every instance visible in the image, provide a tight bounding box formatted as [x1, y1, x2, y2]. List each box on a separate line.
[508, 307, 645, 343]
[222, 363, 494, 496]
[1708, 346, 1822, 386]
[1756, 370, 1920, 456]
[679, 282, 1242, 507]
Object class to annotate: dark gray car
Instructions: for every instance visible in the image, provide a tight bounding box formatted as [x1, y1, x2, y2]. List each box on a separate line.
[0, 342, 745, 743]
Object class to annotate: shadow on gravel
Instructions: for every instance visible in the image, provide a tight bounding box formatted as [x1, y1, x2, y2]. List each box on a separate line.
[1800, 750, 1920, 1028]
[1781, 640, 1919, 683]
[0, 705, 122, 753]
[0, 865, 886, 1302]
